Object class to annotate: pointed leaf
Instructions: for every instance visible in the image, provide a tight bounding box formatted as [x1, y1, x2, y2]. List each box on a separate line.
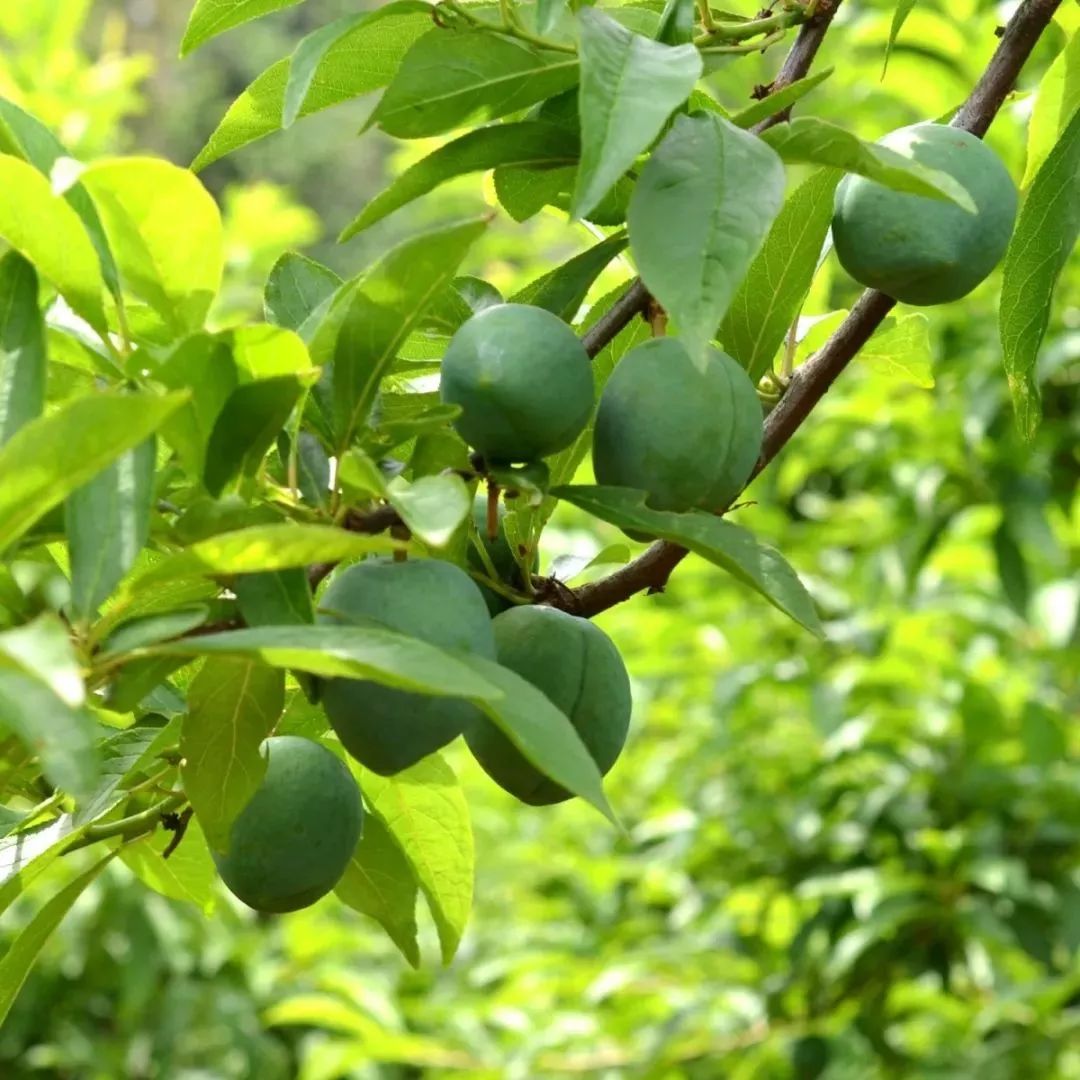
[0, 98, 121, 297]
[628, 113, 785, 355]
[327, 217, 487, 447]
[192, 3, 431, 170]
[553, 485, 823, 635]
[883, 1, 918, 75]
[67, 439, 156, 621]
[729, 68, 833, 129]
[0, 392, 187, 556]
[181, 658, 285, 850]
[341, 122, 578, 239]
[462, 654, 619, 824]
[335, 799, 421, 967]
[265, 252, 341, 331]
[0, 673, 99, 799]
[283, 13, 368, 128]
[182, 0, 308, 55]
[373, 29, 580, 139]
[148, 626, 502, 702]
[720, 168, 841, 379]
[204, 373, 314, 496]
[761, 118, 977, 210]
[386, 474, 470, 548]
[120, 819, 218, 914]
[234, 569, 314, 626]
[1024, 28, 1080, 188]
[78, 158, 224, 334]
[128, 524, 400, 591]
[0, 850, 116, 1027]
[0, 252, 45, 446]
[573, 9, 701, 219]
[1000, 109, 1080, 439]
[359, 754, 472, 964]
[859, 314, 934, 388]
[510, 233, 628, 321]
[0, 816, 84, 909]
[0, 154, 108, 337]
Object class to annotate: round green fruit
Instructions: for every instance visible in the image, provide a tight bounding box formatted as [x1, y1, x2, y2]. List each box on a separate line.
[832, 123, 1018, 305]
[440, 303, 594, 464]
[318, 558, 495, 774]
[466, 605, 631, 805]
[592, 338, 763, 513]
[790, 1034, 831, 1079]
[467, 494, 538, 615]
[213, 736, 362, 914]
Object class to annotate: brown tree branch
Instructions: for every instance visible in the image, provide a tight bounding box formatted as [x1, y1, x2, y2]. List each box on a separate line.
[566, 0, 1062, 620]
[752, 0, 845, 134]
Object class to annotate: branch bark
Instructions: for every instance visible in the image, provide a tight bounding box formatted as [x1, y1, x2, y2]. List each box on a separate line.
[567, 0, 1062, 619]
[751, 0, 845, 134]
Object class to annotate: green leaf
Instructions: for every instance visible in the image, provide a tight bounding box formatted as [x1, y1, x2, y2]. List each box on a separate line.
[0, 252, 45, 446]
[154, 334, 237, 479]
[858, 314, 934, 388]
[572, 9, 701, 220]
[510, 233, 628, 321]
[265, 252, 341, 331]
[0, 392, 187, 556]
[999, 108, 1080, 439]
[883, 1, 918, 76]
[182, 0, 308, 55]
[204, 373, 315, 496]
[760, 118, 977, 211]
[493, 163, 576, 222]
[0, 154, 109, 338]
[181, 658, 285, 850]
[628, 112, 785, 356]
[234, 569, 314, 626]
[463, 655, 619, 825]
[334, 800, 420, 967]
[98, 608, 210, 659]
[358, 754, 472, 964]
[0, 673, 98, 799]
[720, 168, 841, 380]
[326, 217, 487, 448]
[0, 614, 85, 707]
[283, 13, 363, 127]
[74, 725, 169, 826]
[126, 524, 400, 591]
[66, 439, 156, 621]
[386, 474, 471, 548]
[728, 68, 834, 129]
[341, 122, 578, 239]
[0, 98, 121, 298]
[148, 626, 502, 702]
[0, 815, 83, 911]
[119, 818, 218, 914]
[77, 158, 224, 335]
[0, 850, 116, 1027]
[192, 2, 432, 170]
[373, 29, 580, 139]
[1024, 28, 1080, 188]
[655, 0, 695, 46]
[552, 485, 823, 636]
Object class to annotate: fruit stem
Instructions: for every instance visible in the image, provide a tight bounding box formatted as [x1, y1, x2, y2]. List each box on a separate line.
[65, 792, 187, 853]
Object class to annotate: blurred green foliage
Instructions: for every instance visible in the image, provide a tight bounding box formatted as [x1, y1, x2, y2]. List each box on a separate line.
[0, 0, 1077, 1077]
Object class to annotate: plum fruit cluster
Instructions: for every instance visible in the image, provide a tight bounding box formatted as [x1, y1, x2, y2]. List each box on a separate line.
[220, 134, 1019, 915]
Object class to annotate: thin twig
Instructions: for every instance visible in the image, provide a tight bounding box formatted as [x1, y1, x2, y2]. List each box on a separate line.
[752, 0, 845, 133]
[566, 0, 1062, 619]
